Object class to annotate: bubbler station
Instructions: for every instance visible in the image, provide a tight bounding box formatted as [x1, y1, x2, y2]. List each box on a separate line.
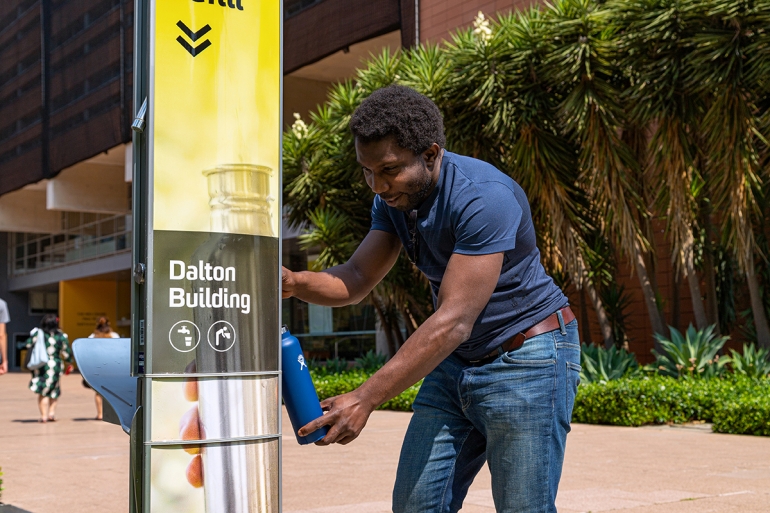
[72, 2, 320, 512]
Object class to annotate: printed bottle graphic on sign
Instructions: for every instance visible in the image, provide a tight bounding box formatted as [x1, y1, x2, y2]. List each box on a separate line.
[191, 163, 277, 373]
[191, 164, 279, 513]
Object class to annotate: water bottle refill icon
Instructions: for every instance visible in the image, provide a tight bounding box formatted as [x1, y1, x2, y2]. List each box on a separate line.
[178, 325, 192, 346]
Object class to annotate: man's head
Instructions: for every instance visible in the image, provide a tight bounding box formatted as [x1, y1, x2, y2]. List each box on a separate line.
[350, 85, 445, 211]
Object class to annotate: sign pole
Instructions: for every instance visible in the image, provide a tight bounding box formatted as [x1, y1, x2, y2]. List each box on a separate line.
[131, 1, 283, 511]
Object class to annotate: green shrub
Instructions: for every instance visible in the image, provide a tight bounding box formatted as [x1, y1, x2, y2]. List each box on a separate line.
[310, 369, 420, 412]
[573, 375, 770, 433]
[354, 350, 387, 373]
[713, 394, 770, 436]
[574, 376, 707, 425]
[310, 357, 349, 376]
[649, 324, 730, 378]
[580, 343, 640, 383]
[308, 368, 770, 436]
[729, 343, 770, 378]
[311, 369, 369, 398]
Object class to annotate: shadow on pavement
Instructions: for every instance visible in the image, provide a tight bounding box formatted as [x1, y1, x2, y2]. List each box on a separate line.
[0, 504, 34, 513]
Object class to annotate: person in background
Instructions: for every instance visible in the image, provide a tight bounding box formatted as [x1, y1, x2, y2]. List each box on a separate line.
[86, 316, 120, 420]
[25, 314, 74, 423]
[0, 297, 9, 375]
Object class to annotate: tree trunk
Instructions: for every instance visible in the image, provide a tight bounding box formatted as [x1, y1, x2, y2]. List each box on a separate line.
[633, 241, 667, 343]
[672, 269, 681, 331]
[699, 203, 720, 332]
[746, 260, 770, 348]
[371, 294, 399, 358]
[682, 227, 709, 330]
[584, 279, 615, 348]
[579, 286, 592, 344]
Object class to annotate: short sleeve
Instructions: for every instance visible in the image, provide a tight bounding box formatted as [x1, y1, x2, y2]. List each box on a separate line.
[0, 300, 9, 324]
[453, 181, 521, 255]
[370, 196, 397, 234]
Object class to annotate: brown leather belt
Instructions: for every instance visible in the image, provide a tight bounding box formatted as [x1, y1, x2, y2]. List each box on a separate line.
[467, 306, 576, 365]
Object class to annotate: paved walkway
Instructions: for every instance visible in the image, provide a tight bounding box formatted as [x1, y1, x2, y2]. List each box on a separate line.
[1, 372, 769, 512]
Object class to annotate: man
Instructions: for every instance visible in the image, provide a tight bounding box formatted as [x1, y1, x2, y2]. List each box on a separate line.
[0, 296, 9, 374]
[284, 85, 581, 513]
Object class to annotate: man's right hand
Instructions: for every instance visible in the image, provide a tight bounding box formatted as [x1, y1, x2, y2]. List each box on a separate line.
[0, 359, 7, 375]
[282, 266, 297, 299]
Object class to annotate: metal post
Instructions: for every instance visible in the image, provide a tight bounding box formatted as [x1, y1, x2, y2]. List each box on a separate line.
[130, 1, 283, 511]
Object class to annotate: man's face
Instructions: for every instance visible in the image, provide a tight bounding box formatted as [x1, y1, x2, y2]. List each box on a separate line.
[355, 136, 441, 212]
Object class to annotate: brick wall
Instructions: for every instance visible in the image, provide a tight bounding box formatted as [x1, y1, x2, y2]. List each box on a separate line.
[566, 217, 748, 363]
[419, 0, 538, 44]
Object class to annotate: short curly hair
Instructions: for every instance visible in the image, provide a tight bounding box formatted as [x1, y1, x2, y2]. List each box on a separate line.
[350, 85, 445, 155]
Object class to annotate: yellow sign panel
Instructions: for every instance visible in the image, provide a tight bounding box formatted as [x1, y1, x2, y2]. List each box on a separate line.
[153, 0, 280, 236]
[147, 2, 281, 511]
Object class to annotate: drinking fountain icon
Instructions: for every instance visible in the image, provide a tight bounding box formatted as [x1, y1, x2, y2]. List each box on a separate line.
[207, 321, 236, 352]
[215, 326, 231, 347]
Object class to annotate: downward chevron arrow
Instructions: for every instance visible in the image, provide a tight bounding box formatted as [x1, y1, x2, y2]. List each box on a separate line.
[176, 21, 211, 42]
[176, 37, 211, 56]
[175, 21, 212, 57]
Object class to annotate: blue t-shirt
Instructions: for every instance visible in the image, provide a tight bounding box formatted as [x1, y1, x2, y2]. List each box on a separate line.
[370, 151, 569, 360]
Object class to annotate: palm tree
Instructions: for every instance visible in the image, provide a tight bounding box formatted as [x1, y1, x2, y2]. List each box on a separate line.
[543, 0, 668, 338]
[439, 10, 618, 346]
[613, 0, 710, 330]
[685, 0, 770, 346]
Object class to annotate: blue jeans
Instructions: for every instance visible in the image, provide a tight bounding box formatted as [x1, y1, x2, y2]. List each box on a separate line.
[393, 319, 581, 513]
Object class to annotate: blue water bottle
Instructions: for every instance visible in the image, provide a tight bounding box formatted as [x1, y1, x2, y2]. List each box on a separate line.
[281, 326, 329, 444]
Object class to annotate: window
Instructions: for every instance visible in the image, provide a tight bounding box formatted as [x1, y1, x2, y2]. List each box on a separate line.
[29, 291, 59, 315]
[9, 212, 132, 276]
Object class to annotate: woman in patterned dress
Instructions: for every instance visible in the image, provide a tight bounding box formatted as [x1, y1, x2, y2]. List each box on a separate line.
[24, 314, 74, 423]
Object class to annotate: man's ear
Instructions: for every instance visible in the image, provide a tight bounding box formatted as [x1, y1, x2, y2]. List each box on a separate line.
[422, 143, 441, 170]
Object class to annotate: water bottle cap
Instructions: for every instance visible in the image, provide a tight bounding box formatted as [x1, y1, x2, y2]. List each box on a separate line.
[281, 325, 289, 335]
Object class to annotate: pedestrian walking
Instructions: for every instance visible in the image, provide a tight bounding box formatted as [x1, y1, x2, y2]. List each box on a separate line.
[24, 314, 74, 423]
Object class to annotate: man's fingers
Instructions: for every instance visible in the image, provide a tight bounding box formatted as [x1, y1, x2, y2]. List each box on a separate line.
[317, 422, 352, 445]
[337, 434, 357, 445]
[297, 411, 334, 437]
[186, 454, 203, 488]
[319, 395, 339, 411]
[281, 267, 294, 299]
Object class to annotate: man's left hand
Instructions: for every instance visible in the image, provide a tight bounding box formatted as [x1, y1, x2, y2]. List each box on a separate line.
[298, 390, 375, 446]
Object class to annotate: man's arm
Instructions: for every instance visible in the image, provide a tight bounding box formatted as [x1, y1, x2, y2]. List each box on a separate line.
[0, 323, 7, 374]
[299, 250, 504, 445]
[283, 229, 402, 306]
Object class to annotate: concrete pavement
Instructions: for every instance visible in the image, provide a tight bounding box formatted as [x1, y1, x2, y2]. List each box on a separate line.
[1, 372, 769, 512]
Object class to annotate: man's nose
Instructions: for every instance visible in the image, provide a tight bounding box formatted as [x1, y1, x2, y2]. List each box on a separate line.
[369, 173, 389, 195]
